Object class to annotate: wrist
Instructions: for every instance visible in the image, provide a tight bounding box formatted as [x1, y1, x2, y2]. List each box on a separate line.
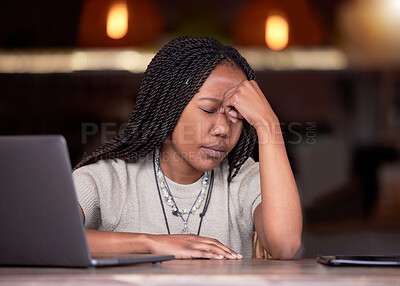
[143, 233, 157, 254]
[253, 113, 279, 131]
[254, 117, 284, 145]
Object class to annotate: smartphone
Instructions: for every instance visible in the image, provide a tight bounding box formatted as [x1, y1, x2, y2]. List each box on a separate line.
[317, 255, 400, 266]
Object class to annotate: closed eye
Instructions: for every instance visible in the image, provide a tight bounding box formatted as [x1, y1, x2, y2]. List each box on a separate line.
[200, 108, 216, 114]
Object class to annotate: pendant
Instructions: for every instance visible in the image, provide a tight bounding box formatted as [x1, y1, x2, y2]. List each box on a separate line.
[181, 223, 191, 234]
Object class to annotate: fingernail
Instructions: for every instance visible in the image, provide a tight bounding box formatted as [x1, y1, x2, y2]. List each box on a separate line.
[237, 254, 243, 258]
[231, 253, 237, 257]
[218, 255, 224, 259]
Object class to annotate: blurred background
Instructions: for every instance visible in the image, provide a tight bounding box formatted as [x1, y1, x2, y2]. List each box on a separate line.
[1, 0, 400, 258]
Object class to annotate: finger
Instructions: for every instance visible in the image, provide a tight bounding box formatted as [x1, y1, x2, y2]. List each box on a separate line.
[192, 249, 224, 260]
[226, 108, 238, 117]
[227, 107, 244, 121]
[220, 106, 240, 122]
[197, 243, 238, 260]
[193, 235, 242, 258]
[228, 115, 239, 124]
[220, 106, 237, 124]
[191, 238, 233, 258]
[222, 92, 244, 123]
[223, 79, 248, 100]
[198, 237, 242, 259]
[223, 83, 240, 98]
[208, 238, 238, 255]
[220, 104, 238, 123]
[223, 89, 238, 108]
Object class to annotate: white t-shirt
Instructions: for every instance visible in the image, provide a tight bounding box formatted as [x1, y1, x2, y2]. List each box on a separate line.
[72, 153, 262, 257]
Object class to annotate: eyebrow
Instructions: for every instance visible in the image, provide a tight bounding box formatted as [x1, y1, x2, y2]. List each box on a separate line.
[198, 97, 222, 104]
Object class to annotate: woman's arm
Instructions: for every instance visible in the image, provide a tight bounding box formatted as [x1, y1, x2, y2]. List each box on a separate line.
[79, 206, 241, 260]
[223, 80, 302, 259]
[252, 121, 302, 259]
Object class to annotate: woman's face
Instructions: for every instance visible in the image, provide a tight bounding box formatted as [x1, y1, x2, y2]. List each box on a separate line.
[161, 62, 247, 180]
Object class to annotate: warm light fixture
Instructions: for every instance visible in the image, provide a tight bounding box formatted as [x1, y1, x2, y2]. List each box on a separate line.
[265, 14, 289, 50]
[338, 0, 400, 66]
[107, 1, 128, 39]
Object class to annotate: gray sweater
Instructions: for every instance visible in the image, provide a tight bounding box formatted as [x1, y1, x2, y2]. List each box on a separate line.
[72, 153, 261, 257]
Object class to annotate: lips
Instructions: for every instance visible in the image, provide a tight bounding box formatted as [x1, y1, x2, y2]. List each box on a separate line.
[201, 144, 227, 158]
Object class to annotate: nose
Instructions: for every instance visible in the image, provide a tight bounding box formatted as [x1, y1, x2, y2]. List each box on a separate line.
[210, 111, 231, 138]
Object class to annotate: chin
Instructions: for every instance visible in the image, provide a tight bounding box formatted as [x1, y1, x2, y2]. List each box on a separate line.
[194, 157, 225, 172]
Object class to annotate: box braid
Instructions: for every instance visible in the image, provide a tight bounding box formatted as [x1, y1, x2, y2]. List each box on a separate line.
[74, 36, 258, 182]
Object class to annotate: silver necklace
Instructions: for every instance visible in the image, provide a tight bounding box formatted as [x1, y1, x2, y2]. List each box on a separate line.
[154, 149, 210, 234]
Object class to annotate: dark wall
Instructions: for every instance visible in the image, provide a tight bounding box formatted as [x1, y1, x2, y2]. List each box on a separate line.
[0, 0, 82, 48]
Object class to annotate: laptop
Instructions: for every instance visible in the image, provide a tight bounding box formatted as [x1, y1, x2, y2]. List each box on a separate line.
[0, 135, 174, 267]
[317, 255, 400, 266]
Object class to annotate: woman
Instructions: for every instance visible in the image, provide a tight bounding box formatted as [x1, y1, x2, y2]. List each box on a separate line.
[72, 36, 302, 260]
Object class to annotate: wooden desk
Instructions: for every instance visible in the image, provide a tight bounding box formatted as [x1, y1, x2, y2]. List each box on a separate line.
[1, 259, 399, 286]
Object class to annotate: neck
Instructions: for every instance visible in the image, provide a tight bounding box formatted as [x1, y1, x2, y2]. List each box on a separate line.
[158, 144, 204, 185]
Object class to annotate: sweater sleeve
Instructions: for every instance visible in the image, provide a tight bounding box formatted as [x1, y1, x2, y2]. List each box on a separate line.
[229, 157, 262, 234]
[72, 165, 101, 229]
[72, 159, 130, 231]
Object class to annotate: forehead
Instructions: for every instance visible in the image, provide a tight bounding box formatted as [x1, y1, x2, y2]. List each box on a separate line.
[193, 63, 247, 103]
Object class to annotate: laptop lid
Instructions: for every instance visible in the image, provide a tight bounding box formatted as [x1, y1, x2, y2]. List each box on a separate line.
[0, 135, 94, 267]
[0, 135, 174, 267]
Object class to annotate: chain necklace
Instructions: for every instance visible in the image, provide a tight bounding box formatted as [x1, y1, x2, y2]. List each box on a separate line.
[153, 150, 214, 235]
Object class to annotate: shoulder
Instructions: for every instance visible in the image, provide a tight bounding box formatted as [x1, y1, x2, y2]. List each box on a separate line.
[72, 154, 152, 186]
[73, 158, 128, 179]
[226, 157, 260, 185]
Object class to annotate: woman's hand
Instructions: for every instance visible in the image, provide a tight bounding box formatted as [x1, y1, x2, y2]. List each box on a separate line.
[86, 230, 242, 260]
[221, 80, 278, 129]
[148, 234, 242, 260]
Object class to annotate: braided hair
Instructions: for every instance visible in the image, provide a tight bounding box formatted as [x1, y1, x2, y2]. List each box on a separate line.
[74, 36, 258, 182]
